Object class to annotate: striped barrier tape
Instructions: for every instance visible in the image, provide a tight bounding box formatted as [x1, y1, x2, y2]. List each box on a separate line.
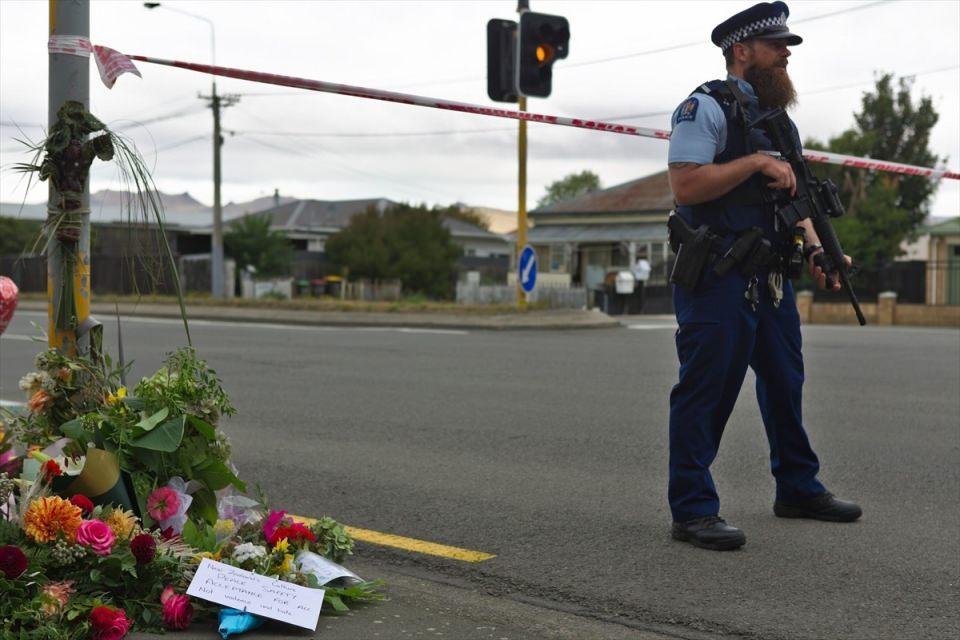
[46, 37, 959, 181]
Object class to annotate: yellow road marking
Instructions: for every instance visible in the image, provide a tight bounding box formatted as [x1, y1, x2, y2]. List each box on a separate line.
[293, 516, 495, 563]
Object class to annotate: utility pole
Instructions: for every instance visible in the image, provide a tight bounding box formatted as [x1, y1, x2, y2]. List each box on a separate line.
[199, 84, 238, 298]
[516, 0, 529, 311]
[143, 2, 236, 298]
[48, 0, 90, 353]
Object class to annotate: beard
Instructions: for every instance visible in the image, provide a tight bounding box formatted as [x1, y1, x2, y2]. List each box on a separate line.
[745, 64, 797, 110]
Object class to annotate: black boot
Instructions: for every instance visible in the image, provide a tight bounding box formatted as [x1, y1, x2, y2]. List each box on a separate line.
[774, 491, 862, 522]
[671, 516, 746, 551]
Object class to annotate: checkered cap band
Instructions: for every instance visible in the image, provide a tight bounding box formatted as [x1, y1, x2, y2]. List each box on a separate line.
[719, 12, 787, 52]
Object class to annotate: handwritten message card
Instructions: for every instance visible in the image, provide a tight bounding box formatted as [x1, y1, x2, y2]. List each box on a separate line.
[187, 558, 324, 630]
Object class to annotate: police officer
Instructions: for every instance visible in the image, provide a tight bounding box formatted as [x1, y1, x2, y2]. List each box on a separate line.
[667, 1, 861, 551]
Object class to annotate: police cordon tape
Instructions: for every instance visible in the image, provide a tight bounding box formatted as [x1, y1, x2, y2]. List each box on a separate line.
[95, 49, 954, 182]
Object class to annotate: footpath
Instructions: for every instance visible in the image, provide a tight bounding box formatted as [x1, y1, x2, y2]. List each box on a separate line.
[17, 300, 620, 331]
[134, 558, 676, 640]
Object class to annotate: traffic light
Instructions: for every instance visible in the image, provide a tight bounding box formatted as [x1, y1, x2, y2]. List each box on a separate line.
[517, 11, 569, 98]
[487, 19, 518, 103]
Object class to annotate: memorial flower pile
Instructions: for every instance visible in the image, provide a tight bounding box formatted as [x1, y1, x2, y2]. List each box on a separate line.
[1, 347, 381, 637]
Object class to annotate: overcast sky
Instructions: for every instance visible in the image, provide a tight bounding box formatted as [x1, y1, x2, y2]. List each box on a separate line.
[1, 0, 958, 218]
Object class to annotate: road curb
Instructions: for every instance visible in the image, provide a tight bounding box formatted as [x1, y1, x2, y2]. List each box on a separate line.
[15, 301, 621, 331]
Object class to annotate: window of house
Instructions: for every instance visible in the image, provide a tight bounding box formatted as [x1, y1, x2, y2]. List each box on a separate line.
[549, 244, 569, 273]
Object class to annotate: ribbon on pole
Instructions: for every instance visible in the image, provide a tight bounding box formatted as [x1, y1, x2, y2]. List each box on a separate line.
[48, 35, 141, 89]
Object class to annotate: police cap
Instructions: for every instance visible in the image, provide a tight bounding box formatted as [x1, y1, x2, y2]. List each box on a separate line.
[711, 2, 803, 53]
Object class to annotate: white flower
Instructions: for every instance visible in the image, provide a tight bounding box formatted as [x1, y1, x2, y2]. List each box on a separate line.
[19, 372, 42, 392]
[232, 542, 267, 563]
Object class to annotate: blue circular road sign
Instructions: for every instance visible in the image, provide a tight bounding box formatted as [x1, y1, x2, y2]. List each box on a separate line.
[518, 245, 537, 293]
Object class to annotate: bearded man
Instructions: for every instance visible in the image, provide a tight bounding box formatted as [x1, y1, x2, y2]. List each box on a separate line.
[665, 1, 861, 551]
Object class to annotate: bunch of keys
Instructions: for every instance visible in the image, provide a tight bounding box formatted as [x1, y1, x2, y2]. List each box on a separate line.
[768, 271, 784, 309]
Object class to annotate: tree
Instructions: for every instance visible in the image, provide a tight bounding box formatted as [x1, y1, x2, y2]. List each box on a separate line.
[536, 170, 601, 208]
[0, 216, 43, 255]
[325, 203, 461, 298]
[224, 213, 293, 278]
[804, 74, 941, 267]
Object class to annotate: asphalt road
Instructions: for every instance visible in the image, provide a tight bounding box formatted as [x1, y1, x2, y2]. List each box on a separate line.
[2, 310, 958, 640]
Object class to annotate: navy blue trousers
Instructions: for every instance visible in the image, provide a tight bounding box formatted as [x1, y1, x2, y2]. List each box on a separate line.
[668, 270, 825, 523]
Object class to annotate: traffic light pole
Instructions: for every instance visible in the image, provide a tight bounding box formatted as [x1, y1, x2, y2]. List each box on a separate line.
[516, 0, 529, 311]
[517, 95, 528, 311]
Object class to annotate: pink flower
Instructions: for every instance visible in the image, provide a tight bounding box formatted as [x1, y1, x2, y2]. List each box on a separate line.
[161, 590, 194, 630]
[160, 585, 175, 604]
[262, 509, 286, 543]
[147, 486, 181, 521]
[76, 519, 116, 556]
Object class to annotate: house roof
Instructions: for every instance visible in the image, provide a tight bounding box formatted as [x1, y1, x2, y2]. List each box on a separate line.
[532, 170, 674, 216]
[926, 216, 960, 237]
[244, 198, 507, 242]
[517, 222, 668, 244]
[251, 198, 393, 231]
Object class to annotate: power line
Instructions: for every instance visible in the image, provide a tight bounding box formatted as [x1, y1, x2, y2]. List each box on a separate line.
[376, 1, 896, 90]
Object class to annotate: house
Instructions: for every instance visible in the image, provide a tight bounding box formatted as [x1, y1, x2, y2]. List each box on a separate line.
[520, 171, 673, 291]
[237, 198, 511, 280]
[924, 217, 960, 305]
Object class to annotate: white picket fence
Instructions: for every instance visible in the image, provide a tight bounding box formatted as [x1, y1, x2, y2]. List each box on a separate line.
[456, 283, 587, 309]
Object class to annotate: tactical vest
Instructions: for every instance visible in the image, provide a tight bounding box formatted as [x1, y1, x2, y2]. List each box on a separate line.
[674, 78, 801, 244]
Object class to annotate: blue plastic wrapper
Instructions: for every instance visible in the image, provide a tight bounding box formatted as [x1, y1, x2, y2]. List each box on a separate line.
[218, 607, 265, 638]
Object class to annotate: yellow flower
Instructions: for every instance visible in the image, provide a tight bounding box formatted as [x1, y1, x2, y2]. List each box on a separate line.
[278, 553, 294, 575]
[272, 538, 290, 554]
[214, 519, 235, 539]
[193, 550, 222, 564]
[106, 386, 127, 406]
[104, 508, 138, 540]
[23, 496, 83, 543]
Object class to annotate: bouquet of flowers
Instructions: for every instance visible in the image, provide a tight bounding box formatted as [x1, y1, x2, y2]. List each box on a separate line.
[2, 347, 382, 637]
[0, 481, 202, 638]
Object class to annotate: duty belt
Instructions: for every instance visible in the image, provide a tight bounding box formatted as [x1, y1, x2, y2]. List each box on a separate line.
[667, 212, 779, 278]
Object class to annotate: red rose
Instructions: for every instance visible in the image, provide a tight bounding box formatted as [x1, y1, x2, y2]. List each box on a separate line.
[270, 523, 317, 545]
[130, 533, 157, 564]
[41, 459, 62, 480]
[89, 605, 131, 640]
[161, 592, 194, 630]
[69, 494, 95, 515]
[0, 545, 28, 579]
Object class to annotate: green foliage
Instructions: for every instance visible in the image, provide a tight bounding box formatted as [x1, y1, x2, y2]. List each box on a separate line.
[536, 170, 601, 208]
[8, 347, 240, 524]
[0, 216, 43, 255]
[804, 74, 941, 267]
[224, 213, 293, 278]
[325, 203, 462, 299]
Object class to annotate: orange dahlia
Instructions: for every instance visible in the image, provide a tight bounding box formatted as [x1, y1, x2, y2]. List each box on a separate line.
[27, 390, 54, 413]
[23, 496, 83, 543]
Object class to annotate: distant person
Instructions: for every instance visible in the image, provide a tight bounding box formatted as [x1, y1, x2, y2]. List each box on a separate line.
[665, 1, 861, 551]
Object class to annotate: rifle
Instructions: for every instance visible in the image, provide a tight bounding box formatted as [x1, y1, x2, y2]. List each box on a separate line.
[750, 108, 867, 326]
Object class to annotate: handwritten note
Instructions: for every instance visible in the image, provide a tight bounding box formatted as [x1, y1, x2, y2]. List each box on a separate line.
[187, 558, 324, 630]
